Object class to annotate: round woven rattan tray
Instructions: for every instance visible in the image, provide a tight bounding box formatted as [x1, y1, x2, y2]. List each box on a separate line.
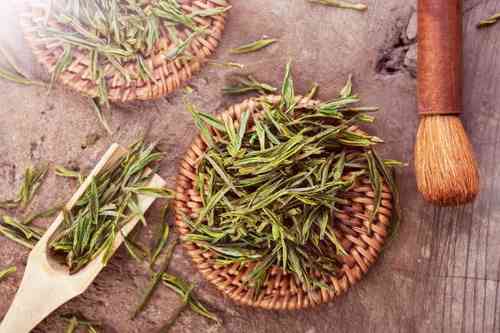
[20, 0, 227, 103]
[175, 95, 394, 310]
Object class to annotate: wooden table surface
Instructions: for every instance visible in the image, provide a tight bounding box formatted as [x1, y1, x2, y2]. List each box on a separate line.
[1, 0, 500, 332]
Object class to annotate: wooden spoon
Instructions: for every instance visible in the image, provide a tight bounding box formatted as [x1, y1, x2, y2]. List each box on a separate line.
[0, 143, 166, 333]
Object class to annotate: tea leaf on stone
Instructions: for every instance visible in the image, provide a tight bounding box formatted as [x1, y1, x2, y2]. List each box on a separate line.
[0, 266, 16, 281]
[223, 75, 277, 95]
[230, 38, 277, 54]
[308, 0, 368, 11]
[478, 13, 500, 28]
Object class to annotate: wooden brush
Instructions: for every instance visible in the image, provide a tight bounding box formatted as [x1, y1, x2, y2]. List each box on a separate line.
[415, 0, 479, 206]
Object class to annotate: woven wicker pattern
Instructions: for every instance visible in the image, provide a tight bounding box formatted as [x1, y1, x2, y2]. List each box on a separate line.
[20, 0, 227, 102]
[175, 95, 394, 310]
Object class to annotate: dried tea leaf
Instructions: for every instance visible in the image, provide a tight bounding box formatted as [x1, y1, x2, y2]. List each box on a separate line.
[132, 239, 178, 319]
[125, 186, 174, 199]
[230, 38, 277, 54]
[150, 203, 171, 267]
[3, 215, 43, 240]
[478, 12, 500, 28]
[22, 205, 63, 225]
[61, 315, 100, 333]
[0, 266, 16, 281]
[280, 60, 295, 111]
[55, 165, 83, 180]
[0, 67, 45, 87]
[162, 273, 220, 324]
[65, 316, 78, 333]
[306, 82, 319, 99]
[309, 0, 368, 11]
[223, 75, 277, 95]
[339, 74, 353, 98]
[0, 224, 37, 249]
[0, 44, 45, 87]
[207, 61, 245, 69]
[91, 98, 113, 135]
[189, 6, 231, 18]
[0, 164, 48, 209]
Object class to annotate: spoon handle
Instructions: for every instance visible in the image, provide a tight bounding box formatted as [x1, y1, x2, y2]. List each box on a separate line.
[0, 253, 77, 332]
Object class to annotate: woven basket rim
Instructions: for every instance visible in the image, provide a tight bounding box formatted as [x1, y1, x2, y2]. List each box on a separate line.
[20, 0, 228, 103]
[174, 94, 395, 310]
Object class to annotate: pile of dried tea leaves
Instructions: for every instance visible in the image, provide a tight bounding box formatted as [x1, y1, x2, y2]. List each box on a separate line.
[186, 62, 400, 292]
[48, 140, 173, 273]
[29, 0, 231, 104]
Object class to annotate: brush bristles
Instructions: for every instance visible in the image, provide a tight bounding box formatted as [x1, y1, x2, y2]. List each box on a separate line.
[415, 115, 479, 206]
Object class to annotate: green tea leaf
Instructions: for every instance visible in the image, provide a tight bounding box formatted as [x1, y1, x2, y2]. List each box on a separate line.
[55, 165, 82, 180]
[91, 98, 113, 135]
[478, 12, 500, 28]
[339, 74, 353, 98]
[0, 266, 16, 281]
[223, 75, 277, 95]
[230, 38, 277, 54]
[132, 238, 178, 319]
[65, 316, 78, 333]
[162, 273, 220, 324]
[280, 60, 295, 112]
[125, 186, 174, 199]
[309, 0, 368, 11]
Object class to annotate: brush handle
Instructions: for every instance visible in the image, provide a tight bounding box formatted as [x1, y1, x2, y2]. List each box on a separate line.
[418, 0, 462, 115]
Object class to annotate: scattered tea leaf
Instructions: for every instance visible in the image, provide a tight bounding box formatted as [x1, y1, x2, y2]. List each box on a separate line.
[55, 165, 83, 181]
[162, 273, 220, 324]
[22, 204, 63, 225]
[309, 0, 368, 11]
[1, 165, 48, 210]
[0, 44, 46, 87]
[0, 223, 38, 249]
[150, 203, 171, 267]
[0, 67, 45, 87]
[230, 38, 277, 54]
[91, 98, 113, 136]
[478, 12, 500, 28]
[223, 75, 277, 95]
[306, 82, 319, 99]
[207, 61, 245, 69]
[132, 239, 178, 319]
[61, 315, 100, 333]
[0, 266, 16, 281]
[65, 316, 78, 333]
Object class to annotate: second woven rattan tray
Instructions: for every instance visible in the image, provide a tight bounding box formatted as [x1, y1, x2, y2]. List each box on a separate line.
[20, 0, 228, 103]
[175, 95, 394, 310]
